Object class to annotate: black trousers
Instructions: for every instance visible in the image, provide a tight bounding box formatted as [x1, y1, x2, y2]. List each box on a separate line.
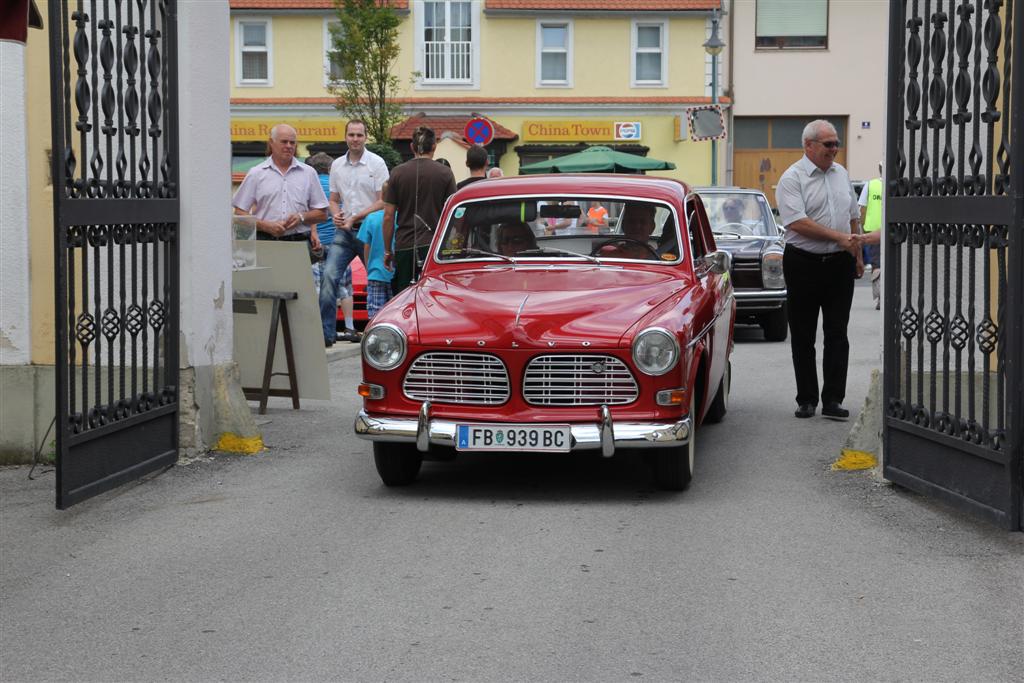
[783, 245, 856, 407]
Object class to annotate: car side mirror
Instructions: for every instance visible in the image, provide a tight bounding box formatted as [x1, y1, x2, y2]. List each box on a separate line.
[705, 250, 731, 275]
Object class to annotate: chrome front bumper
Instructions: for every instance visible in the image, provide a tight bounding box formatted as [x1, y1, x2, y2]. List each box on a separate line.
[354, 402, 691, 458]
[734, 289, 786, 311]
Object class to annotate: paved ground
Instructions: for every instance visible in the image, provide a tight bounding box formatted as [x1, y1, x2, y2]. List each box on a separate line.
[2, 279, 1022, 682]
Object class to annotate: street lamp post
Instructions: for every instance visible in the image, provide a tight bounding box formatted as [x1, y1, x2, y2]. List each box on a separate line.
[703, 9, 725, 186]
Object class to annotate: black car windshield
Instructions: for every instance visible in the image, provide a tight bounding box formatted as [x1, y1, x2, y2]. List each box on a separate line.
[436, 196, 682, 263]
[700, 192, 778, 237]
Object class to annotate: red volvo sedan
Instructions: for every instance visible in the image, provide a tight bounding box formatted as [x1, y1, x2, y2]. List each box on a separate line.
[355, 174, 735, 491]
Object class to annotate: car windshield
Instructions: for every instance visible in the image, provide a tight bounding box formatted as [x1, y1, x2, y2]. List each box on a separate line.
[436, 196, 682, 263]
[700, 192, 778, 237]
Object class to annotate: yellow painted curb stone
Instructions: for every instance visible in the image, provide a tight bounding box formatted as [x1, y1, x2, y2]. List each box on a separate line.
[832, 449, 878, 471]
[215, 433, 264, 455]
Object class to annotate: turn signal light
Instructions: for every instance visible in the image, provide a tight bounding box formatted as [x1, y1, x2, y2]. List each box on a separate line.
[358, 383, 385, 400]
[656, 388, 687, 406]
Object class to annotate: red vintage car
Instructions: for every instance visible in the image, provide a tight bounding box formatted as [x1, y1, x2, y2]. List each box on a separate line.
[354, 174, 735, 490]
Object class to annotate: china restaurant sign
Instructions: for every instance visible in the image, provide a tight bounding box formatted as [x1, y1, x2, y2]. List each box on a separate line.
[522, 120, 642, 142]
[231, 119, 347, 142]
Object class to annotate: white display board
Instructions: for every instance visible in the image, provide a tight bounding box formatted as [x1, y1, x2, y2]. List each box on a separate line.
[232, 242, 331, 402]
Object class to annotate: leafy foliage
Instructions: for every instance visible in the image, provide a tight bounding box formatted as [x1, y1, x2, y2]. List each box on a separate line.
[367, 142, 402, 170]
[328, 0, 407, 145]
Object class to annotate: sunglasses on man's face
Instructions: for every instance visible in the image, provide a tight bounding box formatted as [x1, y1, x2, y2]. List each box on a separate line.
[815, 140, 841, 149]
[501, 235, 531, 245]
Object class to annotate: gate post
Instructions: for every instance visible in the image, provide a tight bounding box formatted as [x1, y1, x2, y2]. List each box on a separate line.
[173, 0, 259, 455]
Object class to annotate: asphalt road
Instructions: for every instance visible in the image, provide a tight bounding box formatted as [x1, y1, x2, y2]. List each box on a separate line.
[2, 279, 1022, 682]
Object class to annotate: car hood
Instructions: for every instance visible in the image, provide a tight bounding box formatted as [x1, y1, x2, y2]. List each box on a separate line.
[414, 266, 683, 348]
[713, 235, 782, 258]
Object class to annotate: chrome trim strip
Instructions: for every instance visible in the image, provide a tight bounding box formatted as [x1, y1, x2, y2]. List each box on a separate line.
[355, 409, 691, 454]
[686, 293, 734, 349]
[734, 289, 787, 300]
[515, 294, 529, 328]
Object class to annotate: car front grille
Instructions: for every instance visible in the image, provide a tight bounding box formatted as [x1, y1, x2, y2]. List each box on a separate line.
[403, 352, 510, 405]
[523, 354, 638, 406]
[730, 256, 763, 289]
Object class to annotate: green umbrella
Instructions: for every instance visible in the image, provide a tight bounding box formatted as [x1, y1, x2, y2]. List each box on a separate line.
[518, 145, 676, 174]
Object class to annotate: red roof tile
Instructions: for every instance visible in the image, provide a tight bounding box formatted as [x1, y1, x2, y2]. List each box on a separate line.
[390, 113, 518, 141]
[230, 1, 408, 9]
[485, 0, 719, 9]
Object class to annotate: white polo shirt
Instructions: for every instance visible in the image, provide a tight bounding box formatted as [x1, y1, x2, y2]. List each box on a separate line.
[328, 148, 389, 218]
[776, 155, 859, 254]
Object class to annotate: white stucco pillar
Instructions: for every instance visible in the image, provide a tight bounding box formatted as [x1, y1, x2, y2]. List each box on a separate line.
[176, 0, 258, 451]
[0, 41, 31, 366]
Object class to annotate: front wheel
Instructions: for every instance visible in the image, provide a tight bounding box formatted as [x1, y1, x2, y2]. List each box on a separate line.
[652, 394, 696, 491]
[373, 442, 423, 486]
[762, 303, 788, 342]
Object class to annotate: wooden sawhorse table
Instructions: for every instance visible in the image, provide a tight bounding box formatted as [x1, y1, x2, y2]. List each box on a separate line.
[234, 289, 300, 414]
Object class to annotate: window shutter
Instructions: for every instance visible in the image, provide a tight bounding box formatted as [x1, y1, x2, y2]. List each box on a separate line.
[756, 0, 827, 37]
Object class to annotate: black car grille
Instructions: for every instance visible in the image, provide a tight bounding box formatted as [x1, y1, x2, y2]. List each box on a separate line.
[403, 352, 510, 405]
[730, 256, 763, 289]
[523, 354, 639, 406]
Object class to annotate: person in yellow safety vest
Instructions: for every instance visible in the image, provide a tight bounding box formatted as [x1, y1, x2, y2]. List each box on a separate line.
[857, 163, 884, 310]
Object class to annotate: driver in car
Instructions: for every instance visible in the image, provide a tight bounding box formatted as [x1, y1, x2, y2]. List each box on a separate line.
[722, 198, 745, 224]
[596, 203, 657, 259]
[497, 221, 539, 256]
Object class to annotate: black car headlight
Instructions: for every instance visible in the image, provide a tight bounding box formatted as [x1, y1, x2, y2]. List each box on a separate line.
[362, 323, 407, 371]
[632, 327, 679, 376]
[762, 250, 785, 289]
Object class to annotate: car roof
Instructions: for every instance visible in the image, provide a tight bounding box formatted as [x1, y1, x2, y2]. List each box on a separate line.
[693, 186, 769, 196]
[451, 173, 692, 205]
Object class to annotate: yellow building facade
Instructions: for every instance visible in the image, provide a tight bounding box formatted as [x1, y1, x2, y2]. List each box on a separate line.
[229, 0, 726, 182]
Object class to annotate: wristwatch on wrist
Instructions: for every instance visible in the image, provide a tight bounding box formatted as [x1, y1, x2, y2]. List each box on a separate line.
[299, 212, 305, 225]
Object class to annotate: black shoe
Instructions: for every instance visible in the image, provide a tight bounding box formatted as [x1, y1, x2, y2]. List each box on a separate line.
[325, 338, 335, 348]
[822, 402, 850, 420]
[336, 329, 362, 343]
[795, 403, 816, 419]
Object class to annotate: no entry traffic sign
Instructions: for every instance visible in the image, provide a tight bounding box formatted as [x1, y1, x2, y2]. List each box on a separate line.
[464, 117, 494, 146]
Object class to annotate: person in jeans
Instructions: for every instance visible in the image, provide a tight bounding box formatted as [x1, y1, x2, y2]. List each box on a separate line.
[319, 119, 389, 347]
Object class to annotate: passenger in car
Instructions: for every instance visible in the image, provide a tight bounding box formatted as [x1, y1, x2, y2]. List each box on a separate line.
[496, 221, 539, 256]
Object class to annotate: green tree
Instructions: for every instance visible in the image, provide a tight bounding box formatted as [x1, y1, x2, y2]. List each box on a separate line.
[328, 0, 406, 147]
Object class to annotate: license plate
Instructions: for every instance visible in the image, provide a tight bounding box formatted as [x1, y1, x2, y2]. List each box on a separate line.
[456, 424, 572, 452]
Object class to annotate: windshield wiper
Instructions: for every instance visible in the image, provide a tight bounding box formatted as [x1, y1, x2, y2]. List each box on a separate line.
[516, 247, 601, 264]
[446, 247, 515, 263]
[712, 230, 745, 239]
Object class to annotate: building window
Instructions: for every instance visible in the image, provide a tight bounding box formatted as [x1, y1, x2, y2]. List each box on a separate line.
[536, 20, 572, 87]
[631, 20, 667, 87]
[236, 18, 272, 85]
[324, 19, 345, 85]
[756, 0, 828, 49]
[418, 0, 476, 85]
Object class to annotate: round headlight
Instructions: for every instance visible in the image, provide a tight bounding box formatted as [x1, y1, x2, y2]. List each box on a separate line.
[632, 327, 679, 376]
[362, 323, 407, 371]
[762, 249, 785, 289]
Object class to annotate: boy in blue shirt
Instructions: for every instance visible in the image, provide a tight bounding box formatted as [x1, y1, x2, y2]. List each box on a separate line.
[356, 207, 396, 318]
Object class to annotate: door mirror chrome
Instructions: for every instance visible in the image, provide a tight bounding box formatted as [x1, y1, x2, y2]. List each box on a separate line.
[705, 250, 731, 275]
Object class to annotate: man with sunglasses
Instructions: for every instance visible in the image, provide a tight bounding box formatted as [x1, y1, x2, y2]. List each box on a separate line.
[776, 119, 863, 421]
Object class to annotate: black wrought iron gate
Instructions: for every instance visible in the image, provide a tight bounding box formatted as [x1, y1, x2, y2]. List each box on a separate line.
[48, 0, 180, 509]
[884, 0, 1022, 529]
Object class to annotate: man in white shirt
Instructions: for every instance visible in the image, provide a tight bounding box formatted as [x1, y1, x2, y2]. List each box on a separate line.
[232, 123, 327, 248]
[776, 119, 862, 421]
[318, 119, 389, 346]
